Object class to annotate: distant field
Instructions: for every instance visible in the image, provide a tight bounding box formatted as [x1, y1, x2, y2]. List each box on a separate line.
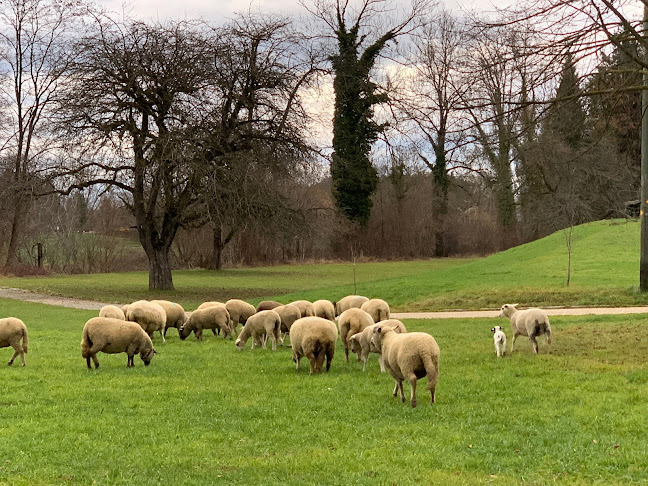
[0, 299, 647, 485]
[0, 219, 645, 311]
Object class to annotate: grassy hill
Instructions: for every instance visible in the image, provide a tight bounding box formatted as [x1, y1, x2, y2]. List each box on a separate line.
[0, 219, 645, 310]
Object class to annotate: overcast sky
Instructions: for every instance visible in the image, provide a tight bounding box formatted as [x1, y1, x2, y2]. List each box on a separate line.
[96, 0, 514, 22]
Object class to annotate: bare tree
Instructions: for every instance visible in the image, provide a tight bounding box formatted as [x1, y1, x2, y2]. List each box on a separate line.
[53, 13, 316, 289]
[0, 0, 84, 268]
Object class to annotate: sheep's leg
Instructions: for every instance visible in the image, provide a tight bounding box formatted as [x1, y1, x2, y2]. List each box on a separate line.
[529, 330, 539, 354]
[293, 353, 301, 370]
[495, 342, 501, 357]
[392, 382, 399, 397]
[546, 330, 552, 351]
[344, 344, 349, 362]
[510, 332, 520, 353]
[195, 329, 203, 340]
[8, 344, 21, 366]
[261, 333, 268, 349]
[325, 346, 333, 372]
[160, 328, 165, 343]
[502, 337, 507, 355]
[90, 354, 100, 369]
[270, 333, 277, 352]
[409, 379, 417, 408]
[315, 351, 326, 373]
[362, 355, 368, 372]
[306, 353, 316, 374]
[86, 356, 93, 369]
[127, 355, 134, 368]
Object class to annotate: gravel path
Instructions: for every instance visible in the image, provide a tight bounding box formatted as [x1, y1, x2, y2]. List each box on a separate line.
[1, 286, 647, 318]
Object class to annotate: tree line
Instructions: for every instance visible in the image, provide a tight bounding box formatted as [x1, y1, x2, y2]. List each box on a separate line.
[0, 0, 641, 289]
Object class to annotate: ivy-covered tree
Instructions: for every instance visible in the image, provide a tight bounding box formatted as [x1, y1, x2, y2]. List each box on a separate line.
[306, 0, 428, 226]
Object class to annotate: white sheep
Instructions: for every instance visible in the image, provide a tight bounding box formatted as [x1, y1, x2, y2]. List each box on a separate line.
[333, 294, 369, 316]
[491, 325, 507, 357]
[0, 317, 28, 366]
[371, 325, 440, 408]
[273, 304, 302, 345]
[99, 305, 125, 320]
[81, 317, 157, 368]
[337, 307, 374, 362]
[179, 306, 232, 341]
[360, 298, 390, 323]
[289, 317, 338, 374]
[499, 304, 552, 354]
[349, 319, 407, 372]
[288, 300, 316, 318]
[313, 299, 335, 321]
[126, 300, 167, 342]
[225, 299, 256, 334]
[235, 310, 282, 351]
[195, 301, 231, 334]
[151, 300, 187, 338]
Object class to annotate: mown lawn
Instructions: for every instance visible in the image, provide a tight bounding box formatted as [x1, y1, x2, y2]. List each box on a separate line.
[1, 298, 647, 485]
[0, 219, 645, 311]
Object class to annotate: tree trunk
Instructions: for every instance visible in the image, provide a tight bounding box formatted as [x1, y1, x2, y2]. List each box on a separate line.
[5, 199, 24, 268]
[209, 226, 225, 270]
[147, 246, 174, 290]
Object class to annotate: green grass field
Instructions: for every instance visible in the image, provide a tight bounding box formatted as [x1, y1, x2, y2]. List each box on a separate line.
[1, 298, 647, 485]
[0, 219, 645, 311]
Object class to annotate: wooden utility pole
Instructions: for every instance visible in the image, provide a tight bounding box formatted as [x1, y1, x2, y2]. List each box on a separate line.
[642, 3, 648, 291]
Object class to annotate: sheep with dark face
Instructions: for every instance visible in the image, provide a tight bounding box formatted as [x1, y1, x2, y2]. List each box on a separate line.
[371, 325, 440, 408]
[499, 304, 551, 354]
[81, 317, 156, 369]
[179, 306, 232, 341]
[0, 317, 28, 366]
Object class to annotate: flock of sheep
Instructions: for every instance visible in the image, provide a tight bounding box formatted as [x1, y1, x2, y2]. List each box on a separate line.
[0, 296, 553, 408]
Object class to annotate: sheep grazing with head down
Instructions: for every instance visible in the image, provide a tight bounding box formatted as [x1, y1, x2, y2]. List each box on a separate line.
[491, 325, 507, 357]
[349, 319, 407, 372]
[361, 298, 390, 323]
[151, 300, 187, 338]
[313, 299, 335, 322]
[126, 300, 167, 342]
[179, 306, 231, 341]
[371, 325, 440, 408]
[337, 307, 374, 362]
[81, 317, 156, 369]
[499, 304, 552, 354]
[333, 295, 369, 317]
[288, 300, 316, 318]
[235, 310, 282, 351]
[256, 300, 282, 312]
[273, 304, 302, 345]
[0, 317, 28, 366]
[99, 305, 125, 320]
[225, 299, 256, 334]
[289, 317, 337, 374]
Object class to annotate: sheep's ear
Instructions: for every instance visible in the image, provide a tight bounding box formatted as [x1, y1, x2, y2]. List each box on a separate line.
[375, 326, 382, 334]
[512, 303, 519, 307]
[153, 349, 159, 354]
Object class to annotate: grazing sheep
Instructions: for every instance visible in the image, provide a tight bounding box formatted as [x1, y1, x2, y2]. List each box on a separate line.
[349, 320, 407, 372]
[225, 299, 256, 334]
[81, 317, 156, 369]
[499, 304, 552, 354]
[235, 310, 281, 351]
[126, 300, 167, 342]
[288, 300, 316, 318]
[99, 305, 125, 320]
[290, 317, 338, 374]
[313, 299, 335, 321]
[273, 304, 302, 345]
[197, 301, 226, 310]
[361, 298, 390, 323]
[0, 317, 28, 366]
[338, 308, 374, 362]
[179, 306, 232, 341]
[256, 300, 283, 312]
[151, 300, 187, 338]
[491, 325, 507, 357]
[333, 295, 369, 317]
[371, 325, 440, 408]
[121, 304, 131, 319]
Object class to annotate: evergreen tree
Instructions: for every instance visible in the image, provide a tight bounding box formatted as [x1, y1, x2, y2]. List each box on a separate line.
[546, 53, 586, 148]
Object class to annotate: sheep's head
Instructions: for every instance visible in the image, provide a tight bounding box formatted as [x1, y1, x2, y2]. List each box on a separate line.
[140, 347, 157, 366]
[235, 336, 246, 350]
[349, 334, 361, 354]
[178, 323, 192, 340]
[371, 325, 393, 351]
[498, 304, 518, 318]
[491, 326, 503, 333]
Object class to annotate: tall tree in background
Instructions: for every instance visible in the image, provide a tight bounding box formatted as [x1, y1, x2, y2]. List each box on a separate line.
[0, 0, 83, 268]
[305, 0, 429, 226]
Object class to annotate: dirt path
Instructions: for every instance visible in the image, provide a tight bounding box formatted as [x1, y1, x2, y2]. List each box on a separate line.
[1, 286, 647, 318]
